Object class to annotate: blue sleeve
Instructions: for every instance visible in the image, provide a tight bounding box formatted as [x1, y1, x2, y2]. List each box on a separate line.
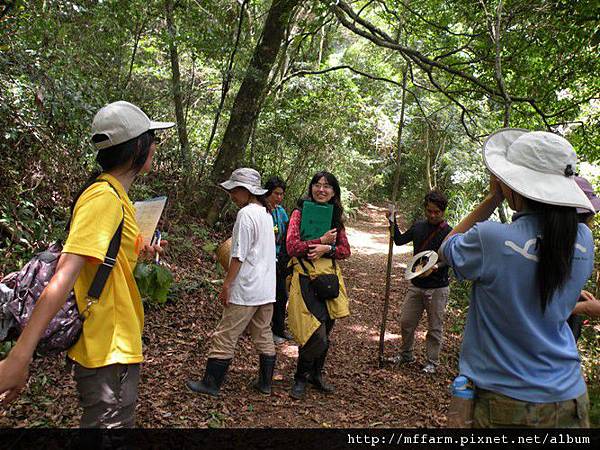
[440, 225, 484, 281]
[281, 207, 289, 224]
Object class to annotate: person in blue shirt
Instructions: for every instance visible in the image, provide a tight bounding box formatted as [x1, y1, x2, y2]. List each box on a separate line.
[440, 129, 595, 428]
[264, 176, 292, 344]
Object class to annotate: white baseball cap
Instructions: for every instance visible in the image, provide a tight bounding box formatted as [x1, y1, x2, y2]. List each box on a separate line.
[91, 101, 175, 149]
[483, 128, 594, 211]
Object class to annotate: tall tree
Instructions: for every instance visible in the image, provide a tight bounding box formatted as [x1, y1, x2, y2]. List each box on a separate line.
[201, 0, 302, 225]
[326, 0, 600, 139]
[165, 0, 191, 171]
[200, 0, 249, 178]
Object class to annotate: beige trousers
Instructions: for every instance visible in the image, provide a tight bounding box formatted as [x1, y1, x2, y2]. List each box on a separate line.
[399, 285, 449, 365]
[208, 303, 275, 359]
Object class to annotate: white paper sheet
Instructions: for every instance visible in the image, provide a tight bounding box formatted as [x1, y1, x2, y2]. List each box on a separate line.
[133, 196, 167, 246]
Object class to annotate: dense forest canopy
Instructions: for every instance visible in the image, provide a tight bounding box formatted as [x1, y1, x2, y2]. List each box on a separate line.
[1, 0, 600, 430]
[1, 0, 599, 268]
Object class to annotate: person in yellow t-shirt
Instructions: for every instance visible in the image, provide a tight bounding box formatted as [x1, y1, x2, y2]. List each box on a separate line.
[0, 101, 173, 428]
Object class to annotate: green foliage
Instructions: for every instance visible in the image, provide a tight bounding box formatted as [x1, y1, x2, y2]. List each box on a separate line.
[0, 341, 15, 359]
[207, 410, 226, 428]
[134, 262, 174, 305]
[0, 0, 597, 273]
[589, 386, 600, 427]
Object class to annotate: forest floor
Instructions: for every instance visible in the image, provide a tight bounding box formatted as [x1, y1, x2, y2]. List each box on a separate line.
[0, 204, 466, 428]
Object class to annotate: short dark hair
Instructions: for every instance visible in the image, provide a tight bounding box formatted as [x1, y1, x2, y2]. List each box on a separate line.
[70, 130, 155, 221]
[264, 176, 286, 195]
[424, 190, 448, 211]
[93, 130, 155, 174]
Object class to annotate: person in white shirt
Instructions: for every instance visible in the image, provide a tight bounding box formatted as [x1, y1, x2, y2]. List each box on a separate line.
[186, 168, 277, 397]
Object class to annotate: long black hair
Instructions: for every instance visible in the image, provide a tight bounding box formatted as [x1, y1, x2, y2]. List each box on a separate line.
[528, 199, 579, 312]
[297, 171, 344, 230]
[69, 130, 155, 220]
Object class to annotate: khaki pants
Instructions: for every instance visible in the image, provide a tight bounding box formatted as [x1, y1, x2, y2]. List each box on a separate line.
[473, 388, 590, 428]
[399, 285, 449, 364]
[208, 303, 275, 359]
[71, 361, 140, 428]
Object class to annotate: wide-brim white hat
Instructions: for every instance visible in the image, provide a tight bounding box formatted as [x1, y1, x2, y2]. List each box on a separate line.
[483, 128, 594, 212]
[219, 168, 268, 196]
[405, 250, 438, 281]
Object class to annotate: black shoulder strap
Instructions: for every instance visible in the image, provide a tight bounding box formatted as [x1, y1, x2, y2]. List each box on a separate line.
[416, 221, 448, 253]
[70, 179, 125, 301]
[87, 215, 124, 299]
[297, 257, 310, 275]
[297, 256, 336, 276]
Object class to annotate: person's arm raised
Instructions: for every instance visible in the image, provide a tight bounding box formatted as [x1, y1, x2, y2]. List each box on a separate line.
[444, 174, 505, 242]
[0, 253, 85, 404]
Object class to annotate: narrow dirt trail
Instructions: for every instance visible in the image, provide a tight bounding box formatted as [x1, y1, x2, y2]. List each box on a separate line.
[0, 204, 463, 428]
[134, 204, 462, 428]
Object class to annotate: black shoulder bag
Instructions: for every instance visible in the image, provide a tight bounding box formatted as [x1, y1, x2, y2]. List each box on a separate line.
[298, 257, 340, 301]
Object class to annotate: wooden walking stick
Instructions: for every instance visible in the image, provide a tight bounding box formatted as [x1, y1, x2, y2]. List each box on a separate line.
[378, 68, 407, 367]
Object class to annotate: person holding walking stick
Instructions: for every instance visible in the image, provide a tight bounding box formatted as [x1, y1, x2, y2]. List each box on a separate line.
[388, 191, 452, 374]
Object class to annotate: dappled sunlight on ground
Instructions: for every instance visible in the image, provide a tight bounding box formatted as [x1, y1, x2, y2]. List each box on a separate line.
[278, 342, 299, 358]
[346, 202, 414, 257]
[347, 323, 401, 342]
[346, 226, 413, 256]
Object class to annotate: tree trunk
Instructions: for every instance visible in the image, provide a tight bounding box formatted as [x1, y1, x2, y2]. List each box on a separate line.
[122, 18, 144, 94]
[202, 0, 301, 225]
[317, 25, 325, 66]
[425, 126, 433, 190]
[378, 66, 408, 367]
[433, 135, 447, 188]
[200, 0, 248, 178]
[165, 0, 191, 171]
[492, 0, 509, 223]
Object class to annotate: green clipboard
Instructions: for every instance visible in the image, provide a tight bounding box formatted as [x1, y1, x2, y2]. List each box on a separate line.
[300, 201, 333, 241]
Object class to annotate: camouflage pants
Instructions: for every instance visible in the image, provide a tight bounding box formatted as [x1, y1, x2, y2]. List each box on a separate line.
[473, 388, 589, 428]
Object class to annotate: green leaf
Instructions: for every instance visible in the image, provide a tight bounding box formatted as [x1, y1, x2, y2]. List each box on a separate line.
[202, 243, 217, 253]
[155, 264, 173, 287]
[154, 285, 170, 304]
[134, 263, 174, 305]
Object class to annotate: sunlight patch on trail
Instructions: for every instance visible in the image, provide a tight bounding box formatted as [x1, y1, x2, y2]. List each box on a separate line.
[348, 324, 401, 342]
[346, 226, 413, 256]
[279, 343, 299, 358]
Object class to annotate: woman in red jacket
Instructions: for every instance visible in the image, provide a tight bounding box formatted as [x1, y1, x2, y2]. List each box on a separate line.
[286, 171, 351, 400]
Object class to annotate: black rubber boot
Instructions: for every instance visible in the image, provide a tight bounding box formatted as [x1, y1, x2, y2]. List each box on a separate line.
[307, 346, 335, 394]
[290, 356, 313, 400]
[186, 358, 231, 397]
[253, 354, 276, 395]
